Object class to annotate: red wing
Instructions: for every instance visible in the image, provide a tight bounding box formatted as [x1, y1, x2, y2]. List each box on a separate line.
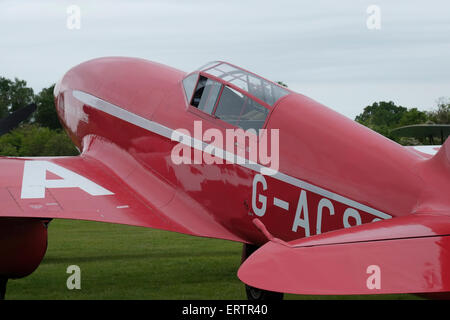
[0, 152, 245, 243]
[238, 214, 450, 295]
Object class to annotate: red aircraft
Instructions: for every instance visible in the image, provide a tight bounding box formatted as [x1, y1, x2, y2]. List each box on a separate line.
[1, 57, 449, 300]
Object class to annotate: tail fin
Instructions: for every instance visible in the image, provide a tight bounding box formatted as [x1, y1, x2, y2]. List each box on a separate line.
[430, 137, 450, 172]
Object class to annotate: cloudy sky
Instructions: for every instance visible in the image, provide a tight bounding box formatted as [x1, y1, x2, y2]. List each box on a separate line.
[1, 0, 449, 119]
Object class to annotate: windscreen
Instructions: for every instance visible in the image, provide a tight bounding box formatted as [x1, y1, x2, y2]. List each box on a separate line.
[202, 62, 289, 106]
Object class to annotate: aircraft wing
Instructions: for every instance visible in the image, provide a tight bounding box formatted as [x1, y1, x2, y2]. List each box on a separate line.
[238, 214, 450, 295]
[0, 140, 245, 243]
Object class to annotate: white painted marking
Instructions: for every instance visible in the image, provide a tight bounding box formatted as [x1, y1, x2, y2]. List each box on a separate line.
[21, 160, 114, 199]
[116, 205, 129, 209]
[316, 198, 335, 235]
[273, 197, 289, 211]
[343, 208, 362, 228]
[73, 90, 391, 220]
[292, 190, 310, 236]
[252, 174, 267, 217]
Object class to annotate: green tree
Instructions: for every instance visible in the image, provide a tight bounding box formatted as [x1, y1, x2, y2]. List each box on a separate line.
[427, 97, 450, 124]
[355, 99, 450, 145]
[0, 124, 78, 157]
[0, 76, 34, 117]
[355, 101, 408, 138]
[10, 78, 34, 112]
[398, 108, 428, 127]
[0, 77, 12, 118]
[34, 84, 62, 129]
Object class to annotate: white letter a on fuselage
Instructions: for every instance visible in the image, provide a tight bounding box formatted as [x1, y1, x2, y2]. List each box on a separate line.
[21, 160, 113, 199]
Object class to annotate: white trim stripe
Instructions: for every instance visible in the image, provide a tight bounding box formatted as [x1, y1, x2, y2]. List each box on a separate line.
[73, 90, 391, 220]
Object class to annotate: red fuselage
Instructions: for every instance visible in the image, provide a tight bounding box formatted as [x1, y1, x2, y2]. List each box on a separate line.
[55, 57, 450, 245]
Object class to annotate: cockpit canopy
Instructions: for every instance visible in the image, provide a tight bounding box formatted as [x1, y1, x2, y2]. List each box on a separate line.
[182, 61, 290, 131]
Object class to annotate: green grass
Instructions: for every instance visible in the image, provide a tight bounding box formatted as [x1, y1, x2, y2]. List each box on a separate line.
[6, 220, 420, 300]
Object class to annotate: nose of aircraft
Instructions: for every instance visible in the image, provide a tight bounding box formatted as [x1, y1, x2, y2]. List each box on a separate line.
[60, 57, 186, 119]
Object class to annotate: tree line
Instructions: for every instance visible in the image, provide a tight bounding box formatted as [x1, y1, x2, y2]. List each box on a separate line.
[0, 76, 449, 157]
[355, 99, 450, 145]
[0, 77, 78, 156]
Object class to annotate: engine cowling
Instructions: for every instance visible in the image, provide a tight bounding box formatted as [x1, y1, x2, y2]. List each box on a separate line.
[0, 218, 48, 279]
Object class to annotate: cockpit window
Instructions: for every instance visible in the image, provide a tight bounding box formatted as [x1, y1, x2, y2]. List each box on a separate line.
[190, 75, 222, 115]
[203, 62, 289, 106]
[183, 61, 283, 131]
[196, 61, 221, 72]
[215, 86, 269, 131]
[182, 73, 198, 102]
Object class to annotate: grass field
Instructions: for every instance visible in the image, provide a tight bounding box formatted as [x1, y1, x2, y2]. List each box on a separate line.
[6, 219, 420, 300]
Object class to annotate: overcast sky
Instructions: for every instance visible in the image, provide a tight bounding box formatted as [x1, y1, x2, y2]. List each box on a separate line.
[1, 0, 449, 119]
